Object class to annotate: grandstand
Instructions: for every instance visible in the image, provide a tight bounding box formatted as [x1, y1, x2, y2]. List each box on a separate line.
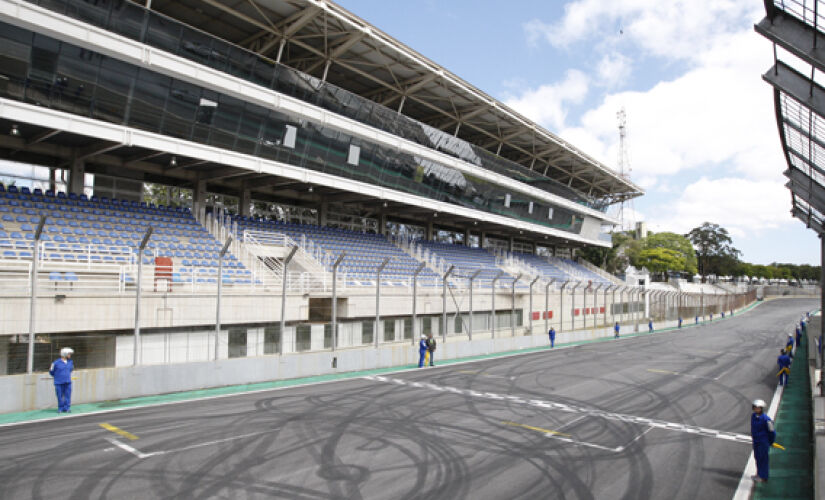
[9, 0, 760, 401]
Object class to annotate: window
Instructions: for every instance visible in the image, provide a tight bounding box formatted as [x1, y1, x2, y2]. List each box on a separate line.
[324, 324, 332, 349]
[295, 324, 311, 352]
[228, 328, 247, 358]
[362, 321, 374, 345]
[384, 319, 395, 342]
[548, 207, 554, 219]
[422, 317, 432, 335]
[195, 97, 217, 125]
[504, 193, 511, 208]
[403, 318, 413, 339]
[528, 201, 533, 214]
[263, 325, 280, 354]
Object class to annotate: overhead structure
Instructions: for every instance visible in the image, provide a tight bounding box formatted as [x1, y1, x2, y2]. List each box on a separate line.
[0, 0, 644, 250]
[144, 0, 642, 207]
[757, 0, 825, 393]
[756, 0, 825, 235]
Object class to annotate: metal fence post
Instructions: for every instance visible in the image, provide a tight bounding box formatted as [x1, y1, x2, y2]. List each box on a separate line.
[412, 262, 426, 345]
[279, 246, 298, 356]
[26, 216, 46, 374]
[560, 280, 570, 333]
[603, 285, 612, 328]
[529, 276, 539, 334]
[592, 284, 602, 329]
[134, 227, 153, 366]
[214, 236, 232, 361]
[442, 265, 455, 344]
[511, 273, 522, 337]
[331, 252, 346, 351]
[544, 278, 556, 336]
[375, 257, 391, 348]
[468, 269, 482, 341]
[491, 271, 504, 339]
[570, 282, 582, 331]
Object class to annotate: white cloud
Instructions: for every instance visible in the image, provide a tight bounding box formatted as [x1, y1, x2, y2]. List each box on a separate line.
[510, 0, 797, 241]
[509, 24, 783, 186]
[502, 69, 589, 130]
[643, 177, 790, 238]
[526, 0, 761, 61]
[596, 52, 632, 88]
[557, 30, 782, 182]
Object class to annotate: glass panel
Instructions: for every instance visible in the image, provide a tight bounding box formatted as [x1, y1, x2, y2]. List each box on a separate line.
[263, 325, 280, 354]
[228, 328, 247, 358]
[28, 0, 606, 212]
[295, 324, 311, 352]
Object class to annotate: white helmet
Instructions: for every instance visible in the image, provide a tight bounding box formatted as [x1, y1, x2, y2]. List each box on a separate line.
[60, 347, 74, 357]
[752, 399, 766, 409]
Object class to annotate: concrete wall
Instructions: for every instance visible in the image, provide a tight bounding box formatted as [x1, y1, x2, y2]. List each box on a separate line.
[0, 292, 309, 335]
[0, 300, 755, 414]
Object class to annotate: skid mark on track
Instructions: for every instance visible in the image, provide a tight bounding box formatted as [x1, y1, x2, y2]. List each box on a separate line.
[364, 375, 751, 444]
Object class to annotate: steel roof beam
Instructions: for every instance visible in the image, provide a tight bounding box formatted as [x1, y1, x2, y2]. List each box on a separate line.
[763, 62, 825, 119]
[756, 9, 825, 74]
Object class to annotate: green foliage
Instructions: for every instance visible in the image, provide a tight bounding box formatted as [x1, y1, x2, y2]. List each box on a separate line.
[635, 247, 686, 274]
[577, 230, 639, 275]
[142, 183, 192, 208]
[687, 222, 741, 282]
[641, 232, 697, 274]
[581, 221, 819, 283]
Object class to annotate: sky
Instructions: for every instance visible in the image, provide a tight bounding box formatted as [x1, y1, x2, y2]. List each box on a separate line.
[335, 0, 821, 265]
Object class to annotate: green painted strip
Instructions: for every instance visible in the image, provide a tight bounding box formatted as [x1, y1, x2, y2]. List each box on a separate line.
[0, 300, 765, 426]
[754, 314, 815, 500]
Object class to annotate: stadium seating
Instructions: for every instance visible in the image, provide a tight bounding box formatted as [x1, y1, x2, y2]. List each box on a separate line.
[0, 183, 252, 285]
[514, 252, 613, 285]
[416, 241, 517, 286]
[231, 216, 440, 285]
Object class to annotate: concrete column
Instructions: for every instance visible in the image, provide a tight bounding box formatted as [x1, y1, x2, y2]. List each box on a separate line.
[49, 167, 57, 193]
[319, 202, 328, 227]
[379, 213, 388, 235]
[509, 236, 515, 252]
[239, 188, 251, 217]
[426, 221, 435, 241]
[480, 231, 487, 248]
[68, 159, 85, 195]
[464, 229, 470, 246]
[192, 180, 207, 219]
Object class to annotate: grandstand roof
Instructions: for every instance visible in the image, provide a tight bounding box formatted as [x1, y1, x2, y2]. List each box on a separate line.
[757, 0, 825, 235]
[145, 0, 643, 205]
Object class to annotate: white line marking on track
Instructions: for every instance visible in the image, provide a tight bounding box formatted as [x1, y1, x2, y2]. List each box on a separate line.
[364, 375, 752, 445]
[105, 437, 153, 459]
[105, 430, 275, 459]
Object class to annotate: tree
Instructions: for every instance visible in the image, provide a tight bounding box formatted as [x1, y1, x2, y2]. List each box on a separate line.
[643, 232, 697, 274]
[630, 232, 697, 279]
[635, 247, 686, 274]
[577, 231, 640, 275]
[687, 222, 741, 282]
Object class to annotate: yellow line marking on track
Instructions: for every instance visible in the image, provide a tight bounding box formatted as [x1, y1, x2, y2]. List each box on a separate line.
[99, 423, 139, 441]
[502, 421, 571, 437]
[647, 368, 679, 375]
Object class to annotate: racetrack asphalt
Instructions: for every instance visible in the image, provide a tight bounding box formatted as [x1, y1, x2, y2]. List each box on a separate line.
[0, 297, 816, 500]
